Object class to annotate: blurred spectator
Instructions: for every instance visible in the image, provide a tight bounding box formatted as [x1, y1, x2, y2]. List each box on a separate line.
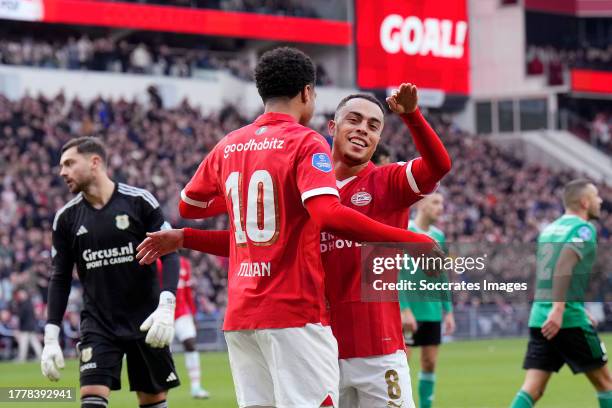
[526, 48, 544, 75]
[130, 43, 153, 74]
[591, 113, 611, 150]
[11, 288, 42, 362]
[0, 309, 16, 360]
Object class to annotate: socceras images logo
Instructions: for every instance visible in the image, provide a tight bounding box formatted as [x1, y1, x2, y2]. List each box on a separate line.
[312, 153, 332, 173]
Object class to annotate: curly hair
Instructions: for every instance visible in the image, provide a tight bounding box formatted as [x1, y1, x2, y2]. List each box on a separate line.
[254, 47, 316, 102]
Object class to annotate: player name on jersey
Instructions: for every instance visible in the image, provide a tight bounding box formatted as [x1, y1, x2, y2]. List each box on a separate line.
[82, 242, 135, 270]
[236, 261, 272, 277]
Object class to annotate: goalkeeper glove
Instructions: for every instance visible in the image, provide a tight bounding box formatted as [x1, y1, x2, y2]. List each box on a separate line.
[140, 291, 176, 348]
[41, 324, 65, 381]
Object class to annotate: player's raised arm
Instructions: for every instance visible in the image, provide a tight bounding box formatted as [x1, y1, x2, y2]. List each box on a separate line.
[294, 130, 440, 252]
[386, 83, 451, 199]
[42, 212, 74, 381]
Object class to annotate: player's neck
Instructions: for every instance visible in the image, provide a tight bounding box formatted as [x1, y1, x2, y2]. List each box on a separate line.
[414, 214, 432, 231]
[83, 176, 115, 209]
[564, 209, 588, 221]
[334, 159, 368, 180]
[263, 103, 301, 123]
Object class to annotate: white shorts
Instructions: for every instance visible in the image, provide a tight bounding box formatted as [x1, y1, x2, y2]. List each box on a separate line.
[339, 350, 414, 408]
[225, 323, 339, 408]
[175, 314, 197, 342]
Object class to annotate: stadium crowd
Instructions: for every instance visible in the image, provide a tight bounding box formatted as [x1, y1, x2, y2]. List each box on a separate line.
[566, 110, 612, 156]
[96, 0, 322, 18]
[0, 36, 334, 85]
[526, 44, 612, 85]
[0, 91, 611, 359]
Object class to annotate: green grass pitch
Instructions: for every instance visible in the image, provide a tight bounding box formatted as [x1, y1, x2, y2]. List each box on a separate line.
[1, 334, 609, 407]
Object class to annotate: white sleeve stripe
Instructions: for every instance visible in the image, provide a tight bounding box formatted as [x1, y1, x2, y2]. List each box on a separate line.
[180, 189, 211, 208]
[118, 188, 158, 209]
[118, 185, 159, 209]
[118, 184, 159, 207]
[52, 194, 83, 231]
[406, 159, 421, 194]
[118, 183, 160, 208]
[301, 187, 339, 203]
[119, 185, 159, 208]
[118, 183, 159, 206]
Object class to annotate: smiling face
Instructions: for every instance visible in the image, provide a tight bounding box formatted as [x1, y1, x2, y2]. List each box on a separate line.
[329, 97, 384, 166]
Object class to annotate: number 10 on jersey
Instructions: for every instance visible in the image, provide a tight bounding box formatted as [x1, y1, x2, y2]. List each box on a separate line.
[225, 170, 279, 245]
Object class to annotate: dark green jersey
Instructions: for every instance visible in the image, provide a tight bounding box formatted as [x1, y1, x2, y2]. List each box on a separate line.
[399, 220, 452, 321]
[528, 215, 597, 328]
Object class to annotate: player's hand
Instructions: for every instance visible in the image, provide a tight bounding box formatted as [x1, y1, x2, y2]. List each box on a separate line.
[401, 308, 418, 333]
[41, 324, 65, 381]
[541, 307, 563, 340]
[386, 83, 419, 114]
[443, 312, 456, 336]
[136, 229, 184, 265]
[140, 291, 176, 348]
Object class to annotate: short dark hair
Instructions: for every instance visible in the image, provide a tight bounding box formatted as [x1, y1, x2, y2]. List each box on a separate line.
[335, 93, 385, 117]
[61, 137, 107, 165]
[254, 47, 316, 102]
[563, 179, 592, 209]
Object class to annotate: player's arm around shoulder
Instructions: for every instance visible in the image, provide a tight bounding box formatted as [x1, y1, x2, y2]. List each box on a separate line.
[383, 83, 451, 206]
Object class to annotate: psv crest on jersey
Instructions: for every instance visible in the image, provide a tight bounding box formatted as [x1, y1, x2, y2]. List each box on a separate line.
[115, 214, 130, 230]
[351, 191, 372, 206]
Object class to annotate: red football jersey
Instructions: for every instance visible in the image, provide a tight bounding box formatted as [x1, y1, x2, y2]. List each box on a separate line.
[176, 257, 196, 319]
[181, 112, 339, 331]
[321, 161, 429, 359]
[156, 257, 196, 319]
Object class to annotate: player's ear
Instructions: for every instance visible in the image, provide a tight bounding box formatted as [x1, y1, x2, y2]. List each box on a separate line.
[90, 154, 103, 170]
[328, 119, 336, 136]
[301, 84, 314, 104]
